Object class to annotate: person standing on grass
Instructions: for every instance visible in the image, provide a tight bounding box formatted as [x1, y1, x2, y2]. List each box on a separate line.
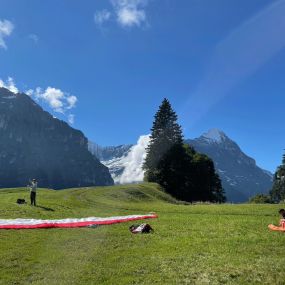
[29, 179, 38, 206]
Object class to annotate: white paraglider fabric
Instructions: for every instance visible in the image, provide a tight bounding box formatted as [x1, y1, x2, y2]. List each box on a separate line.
[0, 213, 158, 229]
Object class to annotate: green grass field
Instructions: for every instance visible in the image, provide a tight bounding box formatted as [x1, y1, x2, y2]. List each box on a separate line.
[0, 183, 284, 285]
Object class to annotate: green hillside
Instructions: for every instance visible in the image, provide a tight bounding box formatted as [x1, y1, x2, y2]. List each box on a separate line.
[0, 183, 284, 285]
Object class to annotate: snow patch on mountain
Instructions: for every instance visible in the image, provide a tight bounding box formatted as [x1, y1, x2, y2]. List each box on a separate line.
[118, 135, 150, 183]
[201, 128, 226, 143]
[101, 134, 150, 184]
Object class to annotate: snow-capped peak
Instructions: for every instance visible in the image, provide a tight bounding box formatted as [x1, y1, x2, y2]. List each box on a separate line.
[201, 128, 227, 143]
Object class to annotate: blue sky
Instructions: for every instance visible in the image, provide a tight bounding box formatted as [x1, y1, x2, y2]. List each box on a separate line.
[1, 0, 285, 172]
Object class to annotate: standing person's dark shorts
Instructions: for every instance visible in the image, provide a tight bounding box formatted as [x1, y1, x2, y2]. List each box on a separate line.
[29, 179, 38, 206]
[30, 191, 36, 206]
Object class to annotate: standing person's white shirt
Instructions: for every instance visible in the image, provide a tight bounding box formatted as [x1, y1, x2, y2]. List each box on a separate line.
[30, 181, 37, 193]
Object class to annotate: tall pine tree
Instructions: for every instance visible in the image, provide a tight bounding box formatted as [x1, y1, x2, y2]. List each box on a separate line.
[143, 98, 183, 172]
[143, 98, 225, 203]
[143, 98, 188, 199]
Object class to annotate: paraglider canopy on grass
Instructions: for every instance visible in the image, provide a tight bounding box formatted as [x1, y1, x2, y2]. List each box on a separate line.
[0, 214, 158, 229]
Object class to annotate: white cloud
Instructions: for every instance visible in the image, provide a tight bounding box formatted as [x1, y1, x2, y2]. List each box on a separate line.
[117, 6, 145, 27]
[38, 87, 65, 112]
[0, 19, 14, 49]
[112, 0, 148, 27]
[27, 86, 78, 114]
[117, 134, 150, 184]
[1, 77, 77, 124]
[68, 114, 75, 125]
[25, 89, 34, 96]
[94, 10, 112, 26]
[27, 86, 77, 124]
[0, 77, 18, 93]
[28, 34, 39, 44]
[66, 95, 77, 109]
[94, 0, 149, 29]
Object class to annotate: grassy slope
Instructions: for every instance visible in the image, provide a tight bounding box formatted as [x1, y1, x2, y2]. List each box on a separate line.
[0, 183, 285, 285]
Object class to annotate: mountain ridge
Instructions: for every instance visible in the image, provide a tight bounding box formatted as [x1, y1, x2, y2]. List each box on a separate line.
[89, 129, 272, 202]
[0, 87, 114, 188]
[187, 129, 273, 201]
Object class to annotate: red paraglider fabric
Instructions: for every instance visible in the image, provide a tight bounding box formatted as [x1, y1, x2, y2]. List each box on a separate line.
[0, 214, 158, 229]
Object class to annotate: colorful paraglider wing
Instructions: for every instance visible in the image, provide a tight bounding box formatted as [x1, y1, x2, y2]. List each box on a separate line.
[0, 214, 158, 229]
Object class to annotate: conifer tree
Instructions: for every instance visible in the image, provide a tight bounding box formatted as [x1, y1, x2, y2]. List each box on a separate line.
[143, 98, 184, 175]
[184, 148, 225, 203]
[143, 98, 187, 199]
[211, 173, 226, 203]
[143, 98, 226, 203]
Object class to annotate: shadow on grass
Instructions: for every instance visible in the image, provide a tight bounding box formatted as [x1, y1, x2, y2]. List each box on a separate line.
[36, 205, 55, 212]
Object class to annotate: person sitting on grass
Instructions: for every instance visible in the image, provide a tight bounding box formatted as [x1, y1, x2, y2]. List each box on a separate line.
[278, 209, 285, 229]
[28, 179, 38, 206]
[279, 209, 285, 219]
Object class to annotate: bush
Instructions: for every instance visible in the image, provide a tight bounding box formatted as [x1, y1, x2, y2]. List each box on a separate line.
[248, 194, 272, 204]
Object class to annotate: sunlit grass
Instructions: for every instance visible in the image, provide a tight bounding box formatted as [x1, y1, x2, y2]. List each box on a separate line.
[0, 183, 284, 285]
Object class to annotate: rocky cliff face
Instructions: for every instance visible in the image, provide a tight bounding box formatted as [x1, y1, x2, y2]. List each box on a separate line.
[0, 87, 114, 188]
[88, 141, 132, 161]
[186, 129, 273, 202]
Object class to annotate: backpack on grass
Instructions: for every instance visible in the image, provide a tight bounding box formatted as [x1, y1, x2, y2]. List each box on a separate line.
[129, 223, 154, 234]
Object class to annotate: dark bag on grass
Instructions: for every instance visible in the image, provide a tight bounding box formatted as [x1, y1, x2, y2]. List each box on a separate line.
[129, 223, 154, 234]
[16, 199, 26, 204]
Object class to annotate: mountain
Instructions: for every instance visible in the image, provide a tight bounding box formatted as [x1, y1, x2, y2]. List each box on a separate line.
[88, 136, 148, 184]
[88, 141, 132, 161]
[88, 142, 133, 181]
[89, 129, 273, 202]
[0, 87, 114, 189]
[186, 129, 273, 202]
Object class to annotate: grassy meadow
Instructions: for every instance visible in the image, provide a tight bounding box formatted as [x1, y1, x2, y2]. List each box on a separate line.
[0, 183, 284, 285]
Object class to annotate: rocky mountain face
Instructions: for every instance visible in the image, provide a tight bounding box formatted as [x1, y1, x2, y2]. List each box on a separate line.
[90, 129, 273, 202]
[88, 141, 132, 161]
[0, 87, 114, 189]
[186, 129, 273, 202]
[88, 142, 133, 181]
